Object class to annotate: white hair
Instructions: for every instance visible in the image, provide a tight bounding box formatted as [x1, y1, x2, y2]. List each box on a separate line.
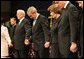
[17, 9, 25, 16]
[27, 6, 37, 14]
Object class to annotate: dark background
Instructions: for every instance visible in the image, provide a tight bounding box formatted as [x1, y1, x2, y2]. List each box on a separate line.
[1, 1, 78, 22]
[1, 1, 52, 22]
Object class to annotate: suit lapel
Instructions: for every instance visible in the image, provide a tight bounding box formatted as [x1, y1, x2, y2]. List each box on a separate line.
[58, 3, 71, 28]
[15, 23, 20, 31]
[19, 18, 24, 25]
[15, 19, 25, 31]
[32, 15, 40, 33]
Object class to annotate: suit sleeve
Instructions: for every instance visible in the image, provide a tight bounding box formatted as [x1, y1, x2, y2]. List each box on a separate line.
[40, 16, 50, 42]
[69, 6, 79, 43]
[24, 19, 32, 41]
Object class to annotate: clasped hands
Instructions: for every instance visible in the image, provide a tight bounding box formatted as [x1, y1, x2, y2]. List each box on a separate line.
[25, 39, 50, 48]
[24, 39, 30, 45]
[8, 43, 13, 48]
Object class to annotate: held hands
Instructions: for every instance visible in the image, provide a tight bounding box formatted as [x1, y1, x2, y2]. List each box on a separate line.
[44, 42, 50, 48]
[8, 43, 13, 48]
[70, 42, 78, 53]
[24, 39, 30, 45]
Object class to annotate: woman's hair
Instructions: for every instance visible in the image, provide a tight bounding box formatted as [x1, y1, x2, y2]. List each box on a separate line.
[47, 4, 62, 14]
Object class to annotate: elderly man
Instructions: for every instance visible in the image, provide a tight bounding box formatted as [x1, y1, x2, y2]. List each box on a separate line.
[12, 9, 32, 58]
[27, 6, 50, 58]
[56, 1, 79, 58]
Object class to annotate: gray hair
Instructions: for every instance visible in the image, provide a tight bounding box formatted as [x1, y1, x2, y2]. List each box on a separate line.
[17, 9, 25, 16]
[27, 6, 37, 14]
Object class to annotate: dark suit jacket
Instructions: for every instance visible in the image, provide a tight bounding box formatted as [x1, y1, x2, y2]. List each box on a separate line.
[50, 16, 62, 58]
[58, 2, 79, 55]
[51, 16, 61, 43]
[9, 25, 16, 40]
[32, 14, 50, 51]
[12, 18, 32, 50]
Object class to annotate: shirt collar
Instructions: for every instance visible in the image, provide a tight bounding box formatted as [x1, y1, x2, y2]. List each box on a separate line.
[64, 1, 70, 8]
[19, 17, 25, 22]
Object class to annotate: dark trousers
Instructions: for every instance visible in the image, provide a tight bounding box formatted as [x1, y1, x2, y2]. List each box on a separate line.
[34, 48, 49, 58]
[61, 52, 78, 58]
[9, 47, 15, 58]
[50, 43, 60, 58]
[14, 49, 28, 58]
[51, 44, 78, 58]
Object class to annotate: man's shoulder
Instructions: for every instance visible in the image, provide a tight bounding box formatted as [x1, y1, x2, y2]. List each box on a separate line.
[68, 3, 78, 10]
[39, 14, 46, 18]
[38, 14, 47, 21]
[24, 18, 29, 21]
[23, 18, 30, 22]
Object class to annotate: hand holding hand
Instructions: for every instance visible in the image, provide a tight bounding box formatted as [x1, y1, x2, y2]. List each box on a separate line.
[24, 39, 30, 45]
[8, 43, 13, 48]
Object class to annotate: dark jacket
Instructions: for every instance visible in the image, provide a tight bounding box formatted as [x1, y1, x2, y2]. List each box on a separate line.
[12, 18, 32, 50]
[32, 14, 50, 51]
[58, 2, 79, 55]
[51, 16, 61, 43]
[9, 25, 16, 40]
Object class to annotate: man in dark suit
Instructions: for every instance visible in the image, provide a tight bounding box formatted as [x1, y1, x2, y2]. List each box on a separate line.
[9, 17, 17, 57]
[9, 17, 17, 41]
[57, 1, 79, 58]
[12, 9, 32, 58]
[27, 6, 50, 58]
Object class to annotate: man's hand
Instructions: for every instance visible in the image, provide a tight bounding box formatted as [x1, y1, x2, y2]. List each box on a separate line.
[24, 39, 30, 45]
[44, 42, 50, 48]
[8, 43, 13, 48]
[70, 42, 78, 53]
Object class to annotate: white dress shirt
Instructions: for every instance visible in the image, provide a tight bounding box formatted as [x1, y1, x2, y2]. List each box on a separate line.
[19, 17, 25, 24]
[33, 13, 40, 26]
[64, 1, 70, 8]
